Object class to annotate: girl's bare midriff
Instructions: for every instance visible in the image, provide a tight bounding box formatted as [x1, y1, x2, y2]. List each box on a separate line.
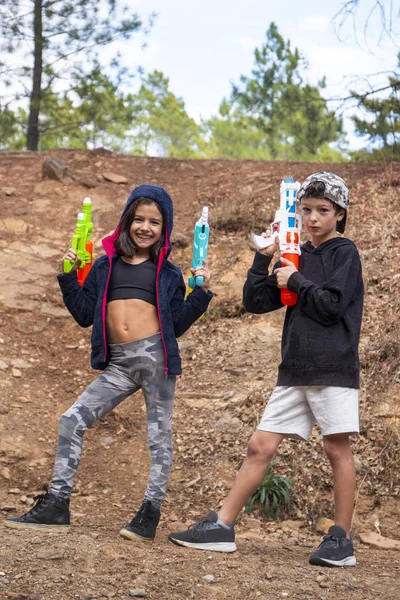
[106, 299, 160, 343]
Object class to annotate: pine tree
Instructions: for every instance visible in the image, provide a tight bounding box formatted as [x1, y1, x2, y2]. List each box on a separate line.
[0, 0, 147, 150]
[351, 53, 400, 159]
[230, 23, 343, 159]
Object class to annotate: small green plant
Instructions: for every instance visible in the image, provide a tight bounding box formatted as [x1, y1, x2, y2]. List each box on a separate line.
[246, 465, 294, 518]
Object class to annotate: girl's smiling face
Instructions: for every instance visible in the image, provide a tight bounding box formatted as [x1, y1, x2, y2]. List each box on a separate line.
[300, 197, 344, 246]
[129, 201, 163, 255]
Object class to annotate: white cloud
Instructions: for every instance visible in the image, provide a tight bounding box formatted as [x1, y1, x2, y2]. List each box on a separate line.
[235, 36, 262, 51]
[297, 15, 331, 33]
[297, 41, 396, 89]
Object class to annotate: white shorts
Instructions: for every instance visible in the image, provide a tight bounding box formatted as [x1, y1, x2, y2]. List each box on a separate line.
[258, 386, 359, 441]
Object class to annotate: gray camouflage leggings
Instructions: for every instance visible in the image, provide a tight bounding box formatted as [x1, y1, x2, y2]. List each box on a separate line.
[49, 333, 176, 507]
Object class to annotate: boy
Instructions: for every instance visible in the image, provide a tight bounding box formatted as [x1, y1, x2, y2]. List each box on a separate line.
[168, 172, 364, 567]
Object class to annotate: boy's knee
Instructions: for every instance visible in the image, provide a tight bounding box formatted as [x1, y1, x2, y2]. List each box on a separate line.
[323, 434, 351, 461]
[247, 431, 276, 461]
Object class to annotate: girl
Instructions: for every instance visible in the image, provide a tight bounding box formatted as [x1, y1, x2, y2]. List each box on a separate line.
[4, 184, 212, 542]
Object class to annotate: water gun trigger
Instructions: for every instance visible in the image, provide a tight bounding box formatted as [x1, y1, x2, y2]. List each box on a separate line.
[189, 274, 204, 289]
[252, 233, 279, 251]
[63, 254, 80, 273]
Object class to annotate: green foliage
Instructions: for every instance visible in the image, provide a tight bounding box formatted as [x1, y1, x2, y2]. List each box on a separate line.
[132, 71, 203, 157]
[204, 99, 272, 159]
[0, 69, 205, 155]
[1, 68, 137, 152]
[0, 0, 144, 84]
[351, 52, 400, 158]
[34, 92, 81, 150]
[8, 12, 397, 162]
[0, 0, 146, 149]
[0, 12, 348, 158]
[227, 23, 344, 160]
[313, 143, 349, 163]
[350, 144, 400, 162]
[64, 65, 135, 151]
[352, 94, 400, 148]
[246, 465, 294, 519]
[0, 104, 27, 150]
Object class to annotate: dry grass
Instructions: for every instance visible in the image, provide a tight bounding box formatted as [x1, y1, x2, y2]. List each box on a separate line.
[212, 197, 265, 234]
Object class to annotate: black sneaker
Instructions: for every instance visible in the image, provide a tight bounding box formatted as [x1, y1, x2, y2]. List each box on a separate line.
[3, 492, 70, 533]
[119, 500, 161, 542]
[168, 510, 236, 553]
[309, 525, 356, 567]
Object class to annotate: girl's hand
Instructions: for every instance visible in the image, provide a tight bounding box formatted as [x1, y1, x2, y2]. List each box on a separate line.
[274, 257, 297, 289]
[258, 231, 280, 257]
[62, 248, 82, 273]
[191, 260, 211, 291]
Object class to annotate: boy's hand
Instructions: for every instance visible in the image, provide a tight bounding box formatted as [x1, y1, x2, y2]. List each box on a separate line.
[258, 231, 280, 256]
[191, 260, 210, 291]
[275, 257, 297, 289]
[62, 248, 82, 273]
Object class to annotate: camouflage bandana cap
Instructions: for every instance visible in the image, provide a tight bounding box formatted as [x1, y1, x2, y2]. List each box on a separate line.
[298, 171, 349, 233]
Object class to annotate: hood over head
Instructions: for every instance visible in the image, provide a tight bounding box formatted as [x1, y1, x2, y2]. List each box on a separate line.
[102, 184, 174, 258]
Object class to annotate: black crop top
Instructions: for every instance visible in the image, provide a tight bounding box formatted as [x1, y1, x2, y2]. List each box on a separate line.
[107, 256, 157, 306]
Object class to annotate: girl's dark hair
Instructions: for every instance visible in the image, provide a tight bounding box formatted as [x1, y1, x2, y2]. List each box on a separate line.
[302, 182, 341, 214]
[114, 197, 165, 261]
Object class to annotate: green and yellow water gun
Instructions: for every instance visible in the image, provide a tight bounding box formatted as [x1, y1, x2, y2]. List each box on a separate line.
[63, 197, 94, 286]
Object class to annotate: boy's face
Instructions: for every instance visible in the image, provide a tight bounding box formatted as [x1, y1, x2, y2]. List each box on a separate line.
[300, 197, 344, 246]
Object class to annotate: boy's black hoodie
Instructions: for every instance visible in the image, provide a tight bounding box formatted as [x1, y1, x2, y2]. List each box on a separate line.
[243, 237, 363, 388]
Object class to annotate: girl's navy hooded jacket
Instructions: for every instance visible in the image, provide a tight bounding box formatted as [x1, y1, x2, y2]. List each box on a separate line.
[243, 237, 363, 388]
[57, 185, 213, 375]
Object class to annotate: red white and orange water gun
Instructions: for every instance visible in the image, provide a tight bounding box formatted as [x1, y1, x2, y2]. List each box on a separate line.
[253, 177, 301, 306]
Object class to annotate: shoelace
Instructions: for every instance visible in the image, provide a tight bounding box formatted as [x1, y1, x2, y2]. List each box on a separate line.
[318, 533, 350, 549]
[189, 518, 217, 540]
[129, 502, 155, 527]
[20, 493, 49, 521]
[188, 515, 236, 540]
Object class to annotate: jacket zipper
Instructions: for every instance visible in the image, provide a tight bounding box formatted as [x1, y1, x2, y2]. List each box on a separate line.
[156, 243, 169, 376]
[102, 255, 113, 362]
[101, 224, 170, 373]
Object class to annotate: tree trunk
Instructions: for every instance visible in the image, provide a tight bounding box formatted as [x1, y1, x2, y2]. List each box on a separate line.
[26, 0, 43, 151]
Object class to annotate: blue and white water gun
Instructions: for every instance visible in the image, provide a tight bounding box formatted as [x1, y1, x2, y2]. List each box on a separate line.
[188, 206, 209, 290]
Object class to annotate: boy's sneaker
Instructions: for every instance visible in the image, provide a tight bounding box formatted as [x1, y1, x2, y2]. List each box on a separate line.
[3, 491, 70, 533]
[119, 500, 161, 542]
[168, 510, 236, 553]
[309, 525, 356, 567]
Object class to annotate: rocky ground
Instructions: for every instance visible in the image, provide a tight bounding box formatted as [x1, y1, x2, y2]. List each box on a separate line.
[0, 150, 399, 600]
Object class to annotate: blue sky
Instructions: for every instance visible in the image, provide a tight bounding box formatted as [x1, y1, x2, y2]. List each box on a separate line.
[112, 0, 399, 149]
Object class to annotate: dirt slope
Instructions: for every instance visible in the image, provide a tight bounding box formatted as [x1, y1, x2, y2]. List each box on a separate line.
[0, 150, 399, 600]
